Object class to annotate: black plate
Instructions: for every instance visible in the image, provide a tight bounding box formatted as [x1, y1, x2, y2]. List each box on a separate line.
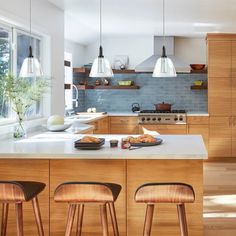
[130, 138, 163, 147]
[74, 138, 105, 150]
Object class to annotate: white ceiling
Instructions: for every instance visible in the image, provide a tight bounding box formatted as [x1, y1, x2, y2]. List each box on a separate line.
[48, 0, 236, 45]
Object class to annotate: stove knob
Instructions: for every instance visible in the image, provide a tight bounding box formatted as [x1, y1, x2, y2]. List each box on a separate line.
[174, 117, 178, 121]
[179, 116, 183, 121]
[147, 118, 151, 121]
[141, 117, 145, 121]
[158, 117, 161, 121]
[152, 118, 156, 121]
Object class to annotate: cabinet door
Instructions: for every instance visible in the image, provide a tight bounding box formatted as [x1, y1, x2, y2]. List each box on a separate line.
[208, 76, 232, 116]
[139, 124, 187, 134]
[188, 125, 209, 150]
[209, 117, 232, 157]
[232, 41, 236, 115]
[232, 116, 236, 157]
[94, 117, 109, 134]
[208, 41, 231, 78]
[110, 116, 138, 134]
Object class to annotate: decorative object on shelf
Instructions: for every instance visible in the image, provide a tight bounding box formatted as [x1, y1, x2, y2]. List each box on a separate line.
[190, 64, 205, 71]
[153, 0, 176, 77]
[103, 78, 109, 86]
[89, 0, 113, 78]
[113, 55, 129, 70]
[118, 80, 133, 86]
[194, 80, 203, 86]
[20, 0, 43, 78]
[0, 74, 48, 138]
[95, 79, 101, 86]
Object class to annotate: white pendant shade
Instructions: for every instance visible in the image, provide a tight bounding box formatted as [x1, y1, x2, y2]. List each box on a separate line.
[152, 56, 177, 77]
[19, 57, 43, 78]
[90, 57, 114, 78]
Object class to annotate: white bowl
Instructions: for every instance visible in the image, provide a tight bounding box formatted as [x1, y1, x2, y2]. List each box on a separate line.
[47, 123, 72, 132]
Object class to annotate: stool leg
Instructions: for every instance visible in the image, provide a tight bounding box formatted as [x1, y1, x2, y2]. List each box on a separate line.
[1, 203, 9, 236]
[76, 204, 84, 236]
[32, 197, 44, 236]
[177, 204, 188, 236]
[108, 202, 119, 236]
[100, 204, 109, 236]
[65, 204, 77, 236]
[15, 203, 23, 236]
[143, 204, 154, 236]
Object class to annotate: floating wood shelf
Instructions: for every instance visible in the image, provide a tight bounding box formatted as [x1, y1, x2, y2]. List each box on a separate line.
[190, 69, 208, 74]
[76, 85, 140, 90]
[190, 84, 208, 90]
[73, 68, 136, 74]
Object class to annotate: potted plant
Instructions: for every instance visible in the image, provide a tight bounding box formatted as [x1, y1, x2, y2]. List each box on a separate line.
[0, 74, 48, 138]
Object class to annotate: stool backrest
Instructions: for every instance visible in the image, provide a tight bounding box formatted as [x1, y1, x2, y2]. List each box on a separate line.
[0, 183, 25, 202]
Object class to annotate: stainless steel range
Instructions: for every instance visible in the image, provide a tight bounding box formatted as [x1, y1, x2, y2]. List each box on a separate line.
[138, 110, 187, 124]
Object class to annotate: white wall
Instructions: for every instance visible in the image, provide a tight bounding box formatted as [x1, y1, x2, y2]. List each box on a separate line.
[65, 40, 86, 68]
[0, 0, 64, 116]
[84, 36, 153, 69]
[84, 36, 207, 68]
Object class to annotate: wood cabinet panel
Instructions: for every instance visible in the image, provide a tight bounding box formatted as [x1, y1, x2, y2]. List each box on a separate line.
[50, 160, 126, 236]
[110, 116, 138, 134]
[127, 160, 203, 236]
[232, 117, 236, 157]
[0, 160, 49, 236]
[209, 117, 232, 157]
[187, 116, 209, 125]
[188, 124, 209, 150]
[208, 40, 231, 78]
[208, 77, 232, 116]
[139, 124, 187, 134]
[89, 117, 109, 134]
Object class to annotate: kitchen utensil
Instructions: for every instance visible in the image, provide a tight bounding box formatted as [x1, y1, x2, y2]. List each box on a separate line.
[154, 102, 172, 111]
[132, 103, 140, 113]
[130, 138, 163, 147]
[74, 138, 105, 150]
[190, 64, 205, 70]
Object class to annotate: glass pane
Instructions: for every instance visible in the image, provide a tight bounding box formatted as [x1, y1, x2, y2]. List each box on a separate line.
[0, 27, 10, 119]
[17, 32, 42, 118]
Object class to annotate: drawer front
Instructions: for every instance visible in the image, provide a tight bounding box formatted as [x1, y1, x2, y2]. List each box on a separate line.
[187, 116, 209, 125]
[110, 116, 138, 125]
[110, 125, 138, 134]
[139, 125, 187, 134]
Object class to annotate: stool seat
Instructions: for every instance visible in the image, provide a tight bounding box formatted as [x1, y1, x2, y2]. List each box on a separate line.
[54, 182, 122, 203]
[0, 181, 46, 202]
[135, 182, 195, 203]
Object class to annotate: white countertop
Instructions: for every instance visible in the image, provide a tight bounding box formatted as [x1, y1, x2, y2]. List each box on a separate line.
[0, 134, 207, 160]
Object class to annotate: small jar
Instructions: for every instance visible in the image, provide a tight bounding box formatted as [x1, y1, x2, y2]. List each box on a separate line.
[121, 138, 131, 149]
[110, 139, 118, 148]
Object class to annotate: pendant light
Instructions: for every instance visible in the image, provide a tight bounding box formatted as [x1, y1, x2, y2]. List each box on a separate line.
[19, 0, 43, 78]
[89, 0, 113, 78]
[153, 0, 176, 77]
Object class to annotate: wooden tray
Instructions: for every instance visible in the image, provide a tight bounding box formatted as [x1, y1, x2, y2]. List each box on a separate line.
[74, 138, 105, 150]
[130, 138, 163, 147]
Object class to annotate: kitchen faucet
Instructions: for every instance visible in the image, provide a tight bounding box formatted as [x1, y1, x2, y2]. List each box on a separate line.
[71, 84, 79, 108]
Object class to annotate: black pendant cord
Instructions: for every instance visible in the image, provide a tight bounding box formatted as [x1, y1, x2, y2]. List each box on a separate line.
[28, 0, 34, 58]
[98, 0, 104, 58]
[162, 0, 166, 57]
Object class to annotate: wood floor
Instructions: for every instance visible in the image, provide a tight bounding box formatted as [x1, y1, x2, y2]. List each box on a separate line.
[204, 162, 236, 236]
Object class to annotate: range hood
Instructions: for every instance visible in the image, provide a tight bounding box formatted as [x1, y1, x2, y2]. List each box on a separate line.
[135, 36, 191, 73]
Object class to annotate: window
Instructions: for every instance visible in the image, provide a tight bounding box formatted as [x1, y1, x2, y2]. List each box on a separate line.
[0, 22, 44, 121]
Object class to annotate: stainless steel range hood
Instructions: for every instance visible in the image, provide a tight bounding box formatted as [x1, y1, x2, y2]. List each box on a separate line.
[135, 36, 191, 73]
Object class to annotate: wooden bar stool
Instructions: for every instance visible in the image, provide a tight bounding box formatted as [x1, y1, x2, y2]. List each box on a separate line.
[0, 181, 46, 236]
[135, 183, 195, 236]
[54, 182, 122, 236]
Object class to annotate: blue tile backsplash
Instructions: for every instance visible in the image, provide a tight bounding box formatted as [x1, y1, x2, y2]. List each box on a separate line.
[73, 73, 207, 113]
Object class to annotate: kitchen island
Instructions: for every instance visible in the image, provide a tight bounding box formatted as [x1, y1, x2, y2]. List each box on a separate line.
[0, 134, 207, 236]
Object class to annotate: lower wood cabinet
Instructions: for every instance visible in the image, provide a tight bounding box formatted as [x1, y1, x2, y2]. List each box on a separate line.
[89, 117, 109, 134]
[139, 124, 187, 134]
[109, 116, 138, 134]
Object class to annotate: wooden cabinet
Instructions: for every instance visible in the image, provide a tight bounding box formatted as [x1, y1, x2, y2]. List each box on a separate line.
[209, 117, 232, 158]
[89, 117, 109, 134]
[110, 116, 138, 134]
[232, 42, 236, 116]
[187, 116, 209, 150]
[139, 124, 187, 134]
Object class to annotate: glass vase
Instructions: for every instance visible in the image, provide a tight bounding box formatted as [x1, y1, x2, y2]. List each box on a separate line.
[14, 121, 26, 139]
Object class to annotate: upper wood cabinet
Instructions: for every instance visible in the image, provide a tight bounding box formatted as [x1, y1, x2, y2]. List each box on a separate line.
[208, 40, 232, 78]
